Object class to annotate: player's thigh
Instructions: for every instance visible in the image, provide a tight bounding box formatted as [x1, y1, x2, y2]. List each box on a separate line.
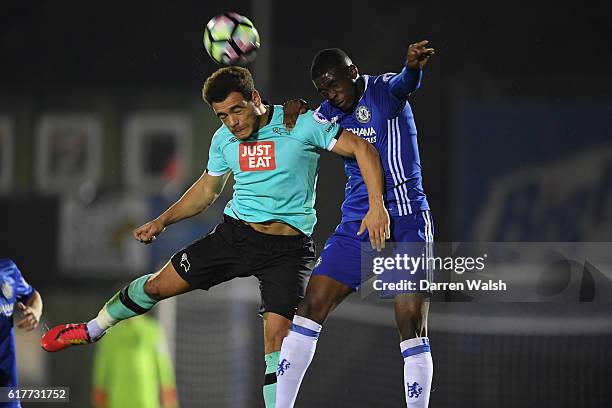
[255, 237, 316, 322]
[169, 220, 249, 292]
[310, 223, 365, 292]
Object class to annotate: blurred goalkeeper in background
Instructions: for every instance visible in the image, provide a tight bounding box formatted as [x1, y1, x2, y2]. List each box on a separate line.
[92, 315, 178, 408]
[41, 66, 389, 408]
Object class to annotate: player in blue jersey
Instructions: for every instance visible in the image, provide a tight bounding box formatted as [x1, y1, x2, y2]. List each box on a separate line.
[40, 67, 389, 407]
[276, 41, 435, 408]
[1, 259, 43, 408]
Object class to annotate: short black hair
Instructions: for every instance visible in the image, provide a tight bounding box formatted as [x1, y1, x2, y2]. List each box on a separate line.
[202, 66, 255, 105]
[310, 48, 352, 80]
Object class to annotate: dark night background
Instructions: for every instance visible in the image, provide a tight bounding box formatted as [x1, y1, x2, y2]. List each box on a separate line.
[1, 1, 611, 407]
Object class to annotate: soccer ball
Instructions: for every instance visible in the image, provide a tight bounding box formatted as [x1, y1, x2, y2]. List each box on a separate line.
[203, 12, 260, 66]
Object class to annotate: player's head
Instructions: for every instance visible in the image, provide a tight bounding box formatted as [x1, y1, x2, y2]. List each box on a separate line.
[310, 48, 359, 113]
[203, 66, 266, 140]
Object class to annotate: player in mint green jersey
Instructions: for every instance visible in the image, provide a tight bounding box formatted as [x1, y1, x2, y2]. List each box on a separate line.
[41, 66, 389, 408]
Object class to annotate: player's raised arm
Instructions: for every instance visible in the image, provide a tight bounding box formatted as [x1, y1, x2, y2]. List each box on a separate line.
[388, 40, 435, 99]
[331, 130, 391, 251]
[133, 171, 230, 244]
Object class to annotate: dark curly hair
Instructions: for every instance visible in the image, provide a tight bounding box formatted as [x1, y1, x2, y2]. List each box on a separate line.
[202, 66, 255, 105]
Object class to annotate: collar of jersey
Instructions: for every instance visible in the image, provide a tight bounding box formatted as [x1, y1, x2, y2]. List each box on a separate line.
[262, 101, 275, 127]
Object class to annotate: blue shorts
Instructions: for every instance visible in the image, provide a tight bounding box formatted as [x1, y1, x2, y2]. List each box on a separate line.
[311, 210, 434, 293]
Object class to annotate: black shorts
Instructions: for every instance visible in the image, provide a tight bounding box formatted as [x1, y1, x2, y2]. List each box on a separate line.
[170, 215, 315, 320]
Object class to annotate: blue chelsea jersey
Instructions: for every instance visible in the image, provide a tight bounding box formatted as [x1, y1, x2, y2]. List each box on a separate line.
[317, 73, 429, 222]
[1, 259, 34, 393]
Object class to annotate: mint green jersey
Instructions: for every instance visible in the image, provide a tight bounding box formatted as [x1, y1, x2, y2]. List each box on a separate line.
[206, 105, 341, 236]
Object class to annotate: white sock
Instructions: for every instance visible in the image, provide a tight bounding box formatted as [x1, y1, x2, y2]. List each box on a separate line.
[275, 316, 322, 408]
[87, 307, 118, 340]
[401, 337, 433, 407]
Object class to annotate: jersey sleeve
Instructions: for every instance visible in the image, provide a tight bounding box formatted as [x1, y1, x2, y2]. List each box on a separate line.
[377, 70, 421, 118]
[388, 66, 422, 99]
[206, 130, 230, 176]
[296, 110, 343, 151]
[314, 102, 332, 121]
[11, 262, 34, 303]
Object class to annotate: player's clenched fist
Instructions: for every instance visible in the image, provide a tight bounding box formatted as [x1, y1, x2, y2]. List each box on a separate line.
[133, 219, 166, 244]
[406, 39, 435, 70]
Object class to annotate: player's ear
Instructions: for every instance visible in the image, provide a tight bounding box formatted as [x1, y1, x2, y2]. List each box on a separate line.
[348, 65, 358, 80]
[251, 90, 262, 106]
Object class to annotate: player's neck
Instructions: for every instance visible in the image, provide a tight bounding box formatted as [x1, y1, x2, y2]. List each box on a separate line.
[346, 78, 365, 113]
[257, 104, 270, 129]
[355, 77, 365, 101]
[248, 104, 272, 137]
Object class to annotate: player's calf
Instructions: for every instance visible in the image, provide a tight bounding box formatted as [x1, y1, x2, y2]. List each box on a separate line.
[262, 312, 292, 408]
[41, 262, 190, 352]
[394, 294, 433, 407]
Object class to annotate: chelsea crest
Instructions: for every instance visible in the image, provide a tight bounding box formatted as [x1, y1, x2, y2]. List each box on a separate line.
[355, 105, 371, 124]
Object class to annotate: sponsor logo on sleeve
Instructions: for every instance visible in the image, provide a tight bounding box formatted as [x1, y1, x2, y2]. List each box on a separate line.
[382, 72, 396, 82]
[312, 111, 329, 124]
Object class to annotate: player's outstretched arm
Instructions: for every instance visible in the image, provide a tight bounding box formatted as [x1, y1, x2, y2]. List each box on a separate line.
[389, 40, 435, 99]
[332, 130, 390, 251]
[133, 171, 230, 244]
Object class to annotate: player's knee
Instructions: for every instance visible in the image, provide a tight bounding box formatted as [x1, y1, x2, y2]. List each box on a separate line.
[296, 295, 330, 324]
[395, 302, 426, 339]
[264, 324, 290, 351]
[144, 275, 164, 300]
[265, 332, 288, 351]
